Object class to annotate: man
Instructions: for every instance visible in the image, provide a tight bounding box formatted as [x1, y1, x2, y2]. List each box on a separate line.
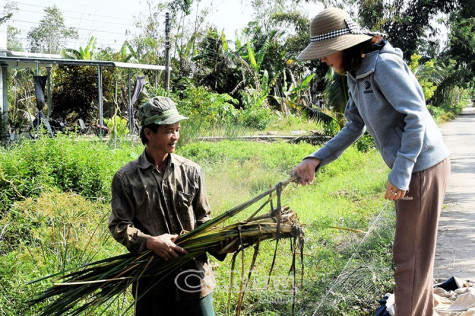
[109, 96, 223, 315]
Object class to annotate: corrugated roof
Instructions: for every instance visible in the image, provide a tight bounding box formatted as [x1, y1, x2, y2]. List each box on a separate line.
[0, 51, 166, 70]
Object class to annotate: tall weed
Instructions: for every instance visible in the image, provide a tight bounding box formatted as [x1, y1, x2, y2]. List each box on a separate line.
[0, 190, 128, 315]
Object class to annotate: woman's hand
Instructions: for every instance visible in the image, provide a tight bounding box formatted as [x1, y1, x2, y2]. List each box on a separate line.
[146, 233, 188, 261]
[385, 182, 407, 201]
[291, 158, 321, 186]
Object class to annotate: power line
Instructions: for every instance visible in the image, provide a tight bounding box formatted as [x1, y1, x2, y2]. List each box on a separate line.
[16, 35, 131, 45]
[14, 0, 138, 22]
[7, 0, 171, 50]
[11, 19, 133, 36]
[8, 0, 144, 50]
[15, 8, 134, 27]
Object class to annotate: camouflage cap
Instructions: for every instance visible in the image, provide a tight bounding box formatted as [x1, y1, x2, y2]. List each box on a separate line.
[138, 96, 188, 126]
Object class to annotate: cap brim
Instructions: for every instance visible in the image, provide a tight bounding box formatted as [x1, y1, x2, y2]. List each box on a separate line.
[153, 114, 189, 125]
[297, 34, 372, 60]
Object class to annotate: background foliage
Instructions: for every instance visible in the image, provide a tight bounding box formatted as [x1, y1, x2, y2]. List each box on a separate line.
[1, 0, 472, 134]
[0, 0, 473, 314]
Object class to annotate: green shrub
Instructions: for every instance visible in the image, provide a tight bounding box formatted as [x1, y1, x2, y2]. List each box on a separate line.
[356, 132, 376, 153]
[0, 190, 111, 260]
[239, 105, 275, 130]
[149, 84, 278, 134]
[430, 86, 470, 123]
[178, 85, 239, 127]
[323, 119, 340, 136]
[0, 135, 143, 212]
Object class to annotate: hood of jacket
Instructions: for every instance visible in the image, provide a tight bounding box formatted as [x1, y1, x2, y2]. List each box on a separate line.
[354, 42, 403, 80]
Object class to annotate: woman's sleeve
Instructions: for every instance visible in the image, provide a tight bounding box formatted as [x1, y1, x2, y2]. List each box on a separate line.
[306, 91, 366, 166]
[374, 55, 427, 190]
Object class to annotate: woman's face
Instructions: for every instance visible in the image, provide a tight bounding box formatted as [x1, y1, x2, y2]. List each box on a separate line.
[321, 51, 344, 74]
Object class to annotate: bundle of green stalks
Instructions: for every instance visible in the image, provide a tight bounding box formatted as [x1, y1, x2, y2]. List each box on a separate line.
[28, 176, 304, 316]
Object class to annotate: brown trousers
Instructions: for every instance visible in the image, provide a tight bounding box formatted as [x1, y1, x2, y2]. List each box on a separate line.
[393, 158, 450, 316]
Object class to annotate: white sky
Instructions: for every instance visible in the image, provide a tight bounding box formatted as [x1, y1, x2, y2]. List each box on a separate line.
[5, 0, 323, 52]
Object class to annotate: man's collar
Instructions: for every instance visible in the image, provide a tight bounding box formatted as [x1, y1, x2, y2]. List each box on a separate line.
[137, 150, 175, 170]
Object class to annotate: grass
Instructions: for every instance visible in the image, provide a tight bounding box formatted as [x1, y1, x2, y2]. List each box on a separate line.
[177, 112, 328, 144]
[179, 140, 393, 315]
[0, 133, 394, 315]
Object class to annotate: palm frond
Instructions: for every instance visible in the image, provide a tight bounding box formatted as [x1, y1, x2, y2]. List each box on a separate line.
[301, 105, 334, 124]
[324, 69, 349, 114]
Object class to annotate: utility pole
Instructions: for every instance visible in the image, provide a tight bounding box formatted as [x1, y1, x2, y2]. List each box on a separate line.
[98, 65, 103, 137]
[0, 65, 8, 141]
[128, 70, 133, 135]
[164, 12, 171, 91]
[47, 66, 52, 118]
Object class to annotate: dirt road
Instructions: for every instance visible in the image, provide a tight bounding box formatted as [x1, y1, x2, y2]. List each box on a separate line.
[434, 104, 475, 279]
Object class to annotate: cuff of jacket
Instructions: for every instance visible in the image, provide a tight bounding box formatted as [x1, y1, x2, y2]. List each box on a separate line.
[388, 157, 414, 191]
[129, 230, 151, 254]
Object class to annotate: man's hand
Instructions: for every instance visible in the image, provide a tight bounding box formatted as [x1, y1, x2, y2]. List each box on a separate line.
[291, 158, 321, 186]
[215, 237, 239, 255]
[146, 233, 188, 261]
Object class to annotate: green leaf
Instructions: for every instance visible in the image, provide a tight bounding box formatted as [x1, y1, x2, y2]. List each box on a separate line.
[247, 40, 257, 71]
[261, 70, 269, 96]
[324, 70, 348, 113]
[221, 32, 229, 52]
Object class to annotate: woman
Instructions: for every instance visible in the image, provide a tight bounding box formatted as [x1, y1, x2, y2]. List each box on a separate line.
[292, 7, 450, 316]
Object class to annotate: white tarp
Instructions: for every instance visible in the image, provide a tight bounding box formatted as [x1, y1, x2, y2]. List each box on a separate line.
[381, 278, 475, 316]
[434, 286, 475, 315]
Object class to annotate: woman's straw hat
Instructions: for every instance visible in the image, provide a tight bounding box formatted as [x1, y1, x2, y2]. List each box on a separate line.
[298, 8, 383, 60]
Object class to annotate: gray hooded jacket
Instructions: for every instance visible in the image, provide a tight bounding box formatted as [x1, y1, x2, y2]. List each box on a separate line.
[308, 43, 449, 190]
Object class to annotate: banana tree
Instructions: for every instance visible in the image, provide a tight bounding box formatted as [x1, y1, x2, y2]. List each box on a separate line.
[240, 70, 274, 109]
[323, 69, 348, 127]
[62, 36, 97, 60]
[116, 41, 137, 63]
[409, 54, 446, 101]
[272, 70, 316, 116]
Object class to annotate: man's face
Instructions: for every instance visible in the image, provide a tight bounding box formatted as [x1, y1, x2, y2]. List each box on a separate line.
[146, 123, 181, 155]
[321, 50, 344, 74]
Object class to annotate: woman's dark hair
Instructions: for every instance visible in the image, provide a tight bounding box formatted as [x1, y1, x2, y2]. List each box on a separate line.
[342, 36, 385, 75]
[140, 123, 160, 145]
